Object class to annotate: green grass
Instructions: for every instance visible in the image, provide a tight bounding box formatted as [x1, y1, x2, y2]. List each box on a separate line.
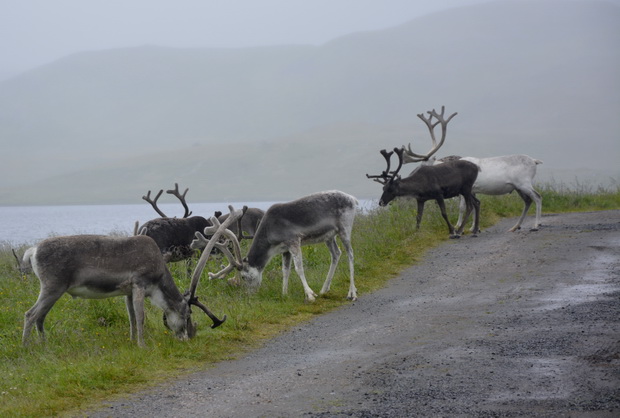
[1, 182, 618, 416]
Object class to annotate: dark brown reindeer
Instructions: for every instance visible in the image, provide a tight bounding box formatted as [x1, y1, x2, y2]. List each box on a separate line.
[136, 183, 212, 262]
[367, 107, 481, 238]
[20, 232, 229, 347]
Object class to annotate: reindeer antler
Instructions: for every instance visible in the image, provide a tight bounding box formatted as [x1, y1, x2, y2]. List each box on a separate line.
[188, 205, 247, 299]
[142, 183, 193, 218]
[390, 147, 405, 181]
[142, 189, 167, 217]
[166, 183, 192, 218]
[402, 105, 457, 163]
[190, 228, 243, 280]
[366, 149, 395, 184]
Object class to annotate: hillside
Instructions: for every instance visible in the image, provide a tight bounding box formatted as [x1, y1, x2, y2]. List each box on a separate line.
[1, 0, 618, 205]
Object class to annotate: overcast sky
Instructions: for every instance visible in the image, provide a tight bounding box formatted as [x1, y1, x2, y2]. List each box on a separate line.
[3, 0, 618, 79]
[1, 0, 493, 78]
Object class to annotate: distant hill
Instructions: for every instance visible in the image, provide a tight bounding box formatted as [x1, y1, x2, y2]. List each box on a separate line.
[1, 0, 618, 205]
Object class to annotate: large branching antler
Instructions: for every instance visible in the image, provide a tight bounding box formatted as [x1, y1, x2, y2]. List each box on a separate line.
[391, 147, 405, 180]
[166, 183, 192, 218]
[142, 189, 167, 217]
[190, 221, 243, 281]
[366, 149, 395, 184]
[402, 105, 458, 163]
[187, 205, 247, 301]
[142, 183, 193, 218]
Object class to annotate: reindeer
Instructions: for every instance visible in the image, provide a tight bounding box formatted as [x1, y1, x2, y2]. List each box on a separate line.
[215, 207, 265, 239]
[20, 233, 227, 347]
[445, 155, 543, 233]
[191, 192, 358, 302]
[367, 107, 480, 238]
[136, 183, 212, 262]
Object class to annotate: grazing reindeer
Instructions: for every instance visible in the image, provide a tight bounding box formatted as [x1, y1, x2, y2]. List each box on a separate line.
[20, 234, 226, 347]
[215, 207, 265, 239]
[368, 107, 480, 238]
[196, 192, 358, 302]
[137, 183, 212, 262]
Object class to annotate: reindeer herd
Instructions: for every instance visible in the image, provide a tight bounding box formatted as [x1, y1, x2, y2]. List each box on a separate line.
[16, 106, 543, 347]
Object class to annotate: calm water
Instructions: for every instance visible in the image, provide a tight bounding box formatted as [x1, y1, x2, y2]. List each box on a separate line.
[0, 202, 275, 246]
[0, 199, 376, 246]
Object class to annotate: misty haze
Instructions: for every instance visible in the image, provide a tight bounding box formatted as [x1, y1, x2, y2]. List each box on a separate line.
[0, 0, 619, 206]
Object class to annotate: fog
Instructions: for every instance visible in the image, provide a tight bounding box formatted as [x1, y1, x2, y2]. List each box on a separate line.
[1, 0, 490, 79]
[1, 0, 619, 205]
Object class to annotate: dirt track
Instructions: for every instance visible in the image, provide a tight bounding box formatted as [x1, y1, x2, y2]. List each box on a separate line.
[85, 210, 620, 417]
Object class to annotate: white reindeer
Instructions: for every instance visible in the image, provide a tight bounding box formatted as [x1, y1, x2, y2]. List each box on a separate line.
[455, 155, 543, 232]
[192, 191, 358, 302]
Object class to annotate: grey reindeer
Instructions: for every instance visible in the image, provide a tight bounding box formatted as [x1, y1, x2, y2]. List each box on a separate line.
[194, 191, 359, 302]
[19, 230, 232, 347]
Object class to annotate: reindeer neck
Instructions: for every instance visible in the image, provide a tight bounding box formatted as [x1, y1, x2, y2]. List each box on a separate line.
[150, 271, 184, 311]
[246, 238, 275, 272]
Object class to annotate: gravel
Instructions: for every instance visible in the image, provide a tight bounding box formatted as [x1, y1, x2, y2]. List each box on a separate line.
[84, 210, 620, 418]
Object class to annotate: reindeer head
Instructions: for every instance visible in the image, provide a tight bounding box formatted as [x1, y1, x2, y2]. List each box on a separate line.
[240, 261, 262, 289]
[163, 295, 196, 340]
[366, 148, 405, 206]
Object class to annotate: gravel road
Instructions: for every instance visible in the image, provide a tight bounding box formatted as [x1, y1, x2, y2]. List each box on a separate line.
[85, 210, 620, 417]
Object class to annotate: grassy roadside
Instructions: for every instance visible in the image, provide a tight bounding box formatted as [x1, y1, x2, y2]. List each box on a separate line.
[1, 183, 619, 416]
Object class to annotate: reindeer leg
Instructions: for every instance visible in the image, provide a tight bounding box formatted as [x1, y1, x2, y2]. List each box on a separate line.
[339, 234, 357, 301]
[23, 285, 65, 345]
[416, 200, 425, 229]
[523, 188, 543, 231]
[468, 193, 481, 233]
[510, 190, 533, 232]
[471, 194, 481, 236]
[436, 198, 458, 238]
[320, 237, 341, 296]
[131, 286, 146, 347]
[458, 194, 476, 236]
[125, 295, 137, 342]
[455, 195, 466, 231]
[282, 252, 292, 295]
[289, 242, 317, 302]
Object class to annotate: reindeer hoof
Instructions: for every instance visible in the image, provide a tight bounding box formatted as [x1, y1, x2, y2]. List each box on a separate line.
[450, 234, 461, 239]
[210, 314, 227, 329]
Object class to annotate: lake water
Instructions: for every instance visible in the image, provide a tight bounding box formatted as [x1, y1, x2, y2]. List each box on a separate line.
[0, 199, 376, 246]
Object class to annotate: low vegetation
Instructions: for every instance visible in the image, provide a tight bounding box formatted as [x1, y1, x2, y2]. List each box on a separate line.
[1, 182, 618, 416]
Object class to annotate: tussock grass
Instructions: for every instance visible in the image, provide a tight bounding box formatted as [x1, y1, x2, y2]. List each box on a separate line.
[0, 182, 618, 416]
